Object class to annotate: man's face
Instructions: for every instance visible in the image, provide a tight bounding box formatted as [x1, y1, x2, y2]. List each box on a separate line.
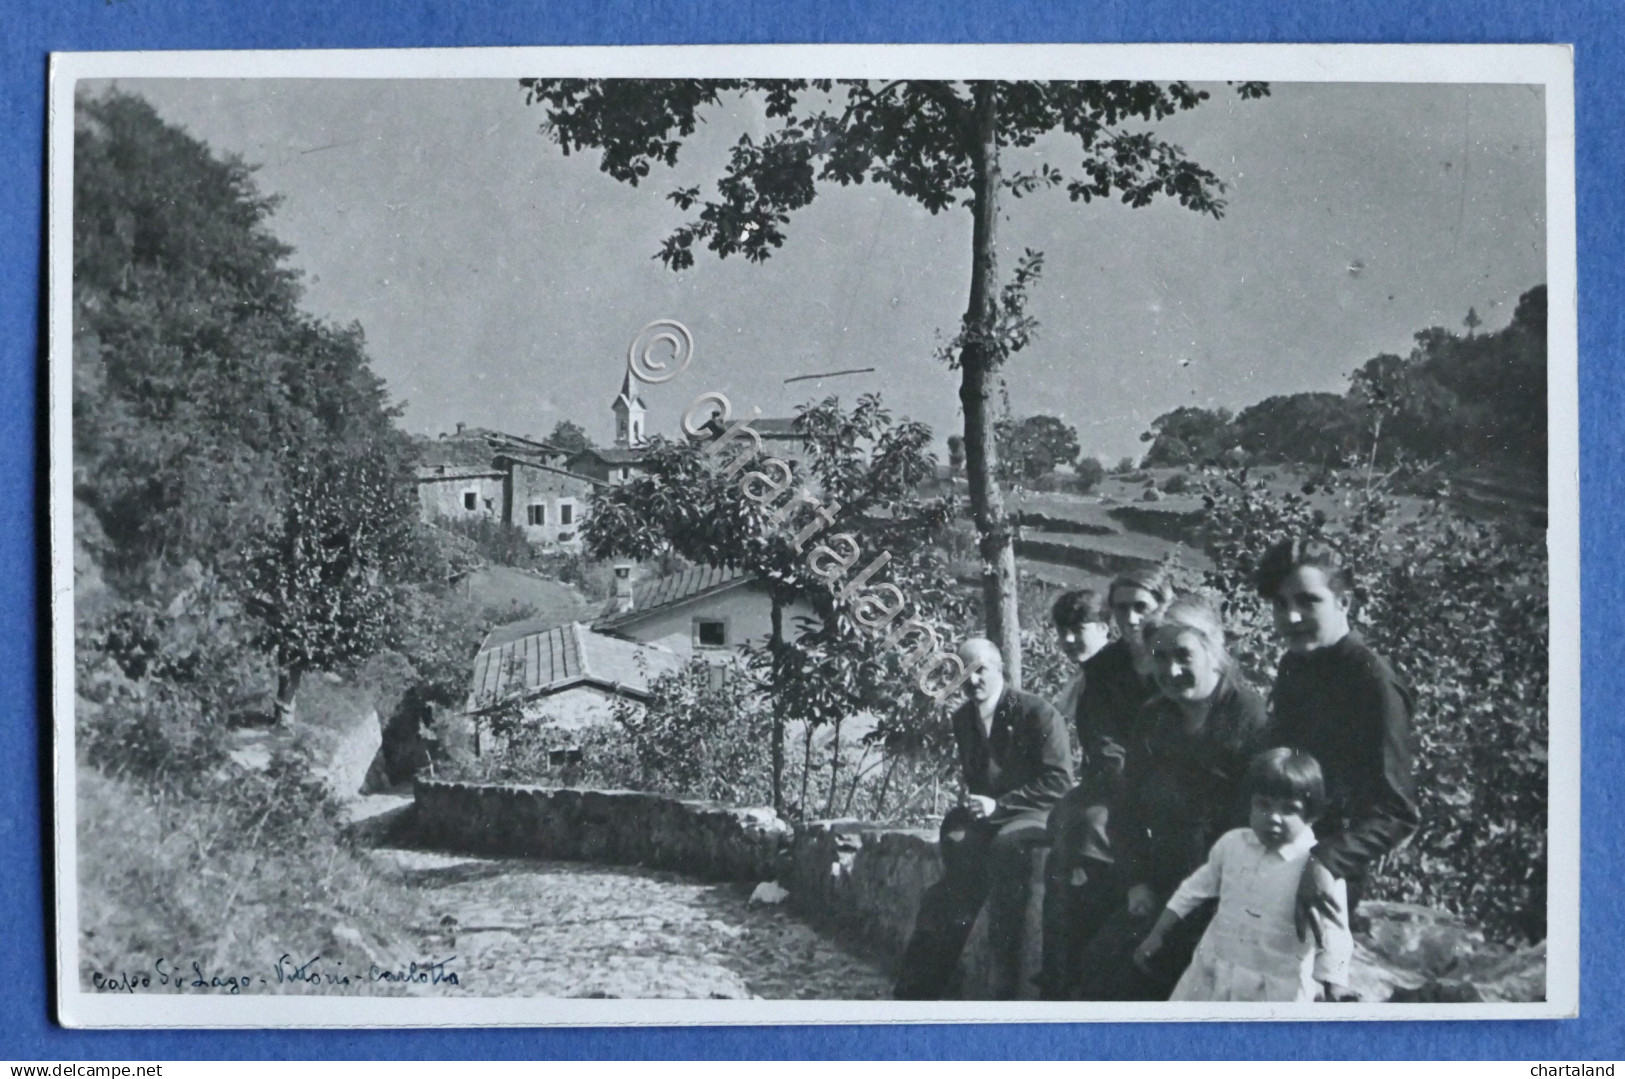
[960, 645, 1005, 706]
[1109, 584, 1163, 658]
[1270, 565, 1352, 654]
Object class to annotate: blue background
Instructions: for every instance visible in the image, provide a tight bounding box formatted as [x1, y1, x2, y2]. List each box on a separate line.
[4, 0, 1618, 1061]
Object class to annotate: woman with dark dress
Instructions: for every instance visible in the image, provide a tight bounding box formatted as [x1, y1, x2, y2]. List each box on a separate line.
[1074, 594, 1274, 1001]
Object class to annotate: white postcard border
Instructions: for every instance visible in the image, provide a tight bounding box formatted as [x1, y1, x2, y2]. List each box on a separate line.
[48, 42, 1580, 1028]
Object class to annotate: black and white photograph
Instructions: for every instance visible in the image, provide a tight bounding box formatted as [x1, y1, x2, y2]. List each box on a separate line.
[49, 45, 1578, 1026]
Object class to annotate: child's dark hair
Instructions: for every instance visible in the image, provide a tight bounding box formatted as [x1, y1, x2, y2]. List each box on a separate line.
[1253, 537, 1354, 600]
[1052, 589, 1109, 630]
[1245, 747, 1326, 819]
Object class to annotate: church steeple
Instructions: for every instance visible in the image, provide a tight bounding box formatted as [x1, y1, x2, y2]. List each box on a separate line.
[611, 367, 647, 448]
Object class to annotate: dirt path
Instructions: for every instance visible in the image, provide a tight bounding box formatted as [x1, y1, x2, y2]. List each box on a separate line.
[372, 849, 892, 1000]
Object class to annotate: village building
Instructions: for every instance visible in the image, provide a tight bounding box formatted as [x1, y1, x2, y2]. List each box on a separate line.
[414, 425, 602, 550]
[592, 563, 782, 657]
[566, 369, 657, 485]
[461, 618, 686, 759]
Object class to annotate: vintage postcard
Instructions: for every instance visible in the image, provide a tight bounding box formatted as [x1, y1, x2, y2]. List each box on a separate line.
[48, 44, 1578, 1027]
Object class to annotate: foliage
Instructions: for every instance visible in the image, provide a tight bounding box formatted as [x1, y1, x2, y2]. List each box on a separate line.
[1198, 468, 1548, 940]
[546, 419, 595, 453]
[75, 87, 424, 727]
[1140, 286, 1547, 476]
[532, 550, 619, 601]
[438, 515, 539, 570]
[1232, 392, 1364, 470]
[243, 445, 420, 719]
[1159, 471, 1191, 495]
[1139, 405, 1238, 467]
[72, 89, 480, 979]
[453, 656, 775, 805]
[74, 90, 411, 593]
[1073, 456, 1107, 492]
[997, 414, 1080, 480]
[520, 76, 1267, 690]
[609, 659, 777, 804]
[77, 757, 416, 993]
[581, 393, 963, 810]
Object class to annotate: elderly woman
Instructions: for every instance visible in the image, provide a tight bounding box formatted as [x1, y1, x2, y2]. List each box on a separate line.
[1074, 594, 1274, 1001]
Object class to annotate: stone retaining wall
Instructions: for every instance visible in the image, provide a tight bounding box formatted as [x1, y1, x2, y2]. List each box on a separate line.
[409, 780, 1029, 997]
[406, 780, 1543, 1002]
[412, 779, 790, 882]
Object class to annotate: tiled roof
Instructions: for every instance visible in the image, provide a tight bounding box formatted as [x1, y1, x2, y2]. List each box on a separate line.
[576, 446, 650, 465]
[417, 430, 570, 469]
[414, 464, 503, 482]
[417, 438, 498, 468]
[466, 622, 684, 713]
[594, 564, 753, 631]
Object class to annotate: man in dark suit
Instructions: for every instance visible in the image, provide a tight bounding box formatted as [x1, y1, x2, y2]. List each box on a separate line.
[894, 638, 1074, 1000]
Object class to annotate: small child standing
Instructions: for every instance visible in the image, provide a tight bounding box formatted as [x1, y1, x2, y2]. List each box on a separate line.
[1134, 747, 1354, 1002]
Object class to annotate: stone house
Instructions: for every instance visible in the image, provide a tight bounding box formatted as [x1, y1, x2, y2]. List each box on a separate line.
[566, 445, 650, 487]
[414, 426, 602, 551]
[462, 619, 686, 757]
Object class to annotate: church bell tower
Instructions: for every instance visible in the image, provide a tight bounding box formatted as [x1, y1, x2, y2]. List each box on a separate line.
[611, 367, 647, 448]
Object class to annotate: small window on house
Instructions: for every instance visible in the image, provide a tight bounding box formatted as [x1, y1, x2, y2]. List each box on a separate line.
[527, 504, 546, 526]
[695, 619, 727, 648]
[620, 467, 631, 481]
[559, 503, 574, 525]
[462, 491, 477, 511]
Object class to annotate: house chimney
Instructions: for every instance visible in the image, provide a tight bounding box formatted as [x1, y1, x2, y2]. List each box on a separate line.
[455, 422, 466, 436]
[613, 562, 635, 613]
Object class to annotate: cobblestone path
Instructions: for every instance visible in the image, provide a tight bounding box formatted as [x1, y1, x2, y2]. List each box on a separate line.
[373, 849, 893, 1000]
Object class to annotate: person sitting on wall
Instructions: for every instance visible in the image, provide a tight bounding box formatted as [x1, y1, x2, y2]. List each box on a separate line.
[1035, 567, 1174, 1000]
[1075, 593, 1274, 1000]
[1254, 537, 1420, 940]
[893, 638, 1075, 1000]
[1051, 589, 1114, 721]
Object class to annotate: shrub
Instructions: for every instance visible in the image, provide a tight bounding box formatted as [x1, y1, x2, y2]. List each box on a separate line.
[1160, 471, 1191, 494]
[439, 516, 537, 569]
[1200, 468, 1547, 941]
[1074, 456, 1106, 493]
[449, 655, 775, 805]
[531, 550, 615, 602]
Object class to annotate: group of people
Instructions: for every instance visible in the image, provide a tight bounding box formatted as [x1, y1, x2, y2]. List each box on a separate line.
[893, 537, 1420, 1003]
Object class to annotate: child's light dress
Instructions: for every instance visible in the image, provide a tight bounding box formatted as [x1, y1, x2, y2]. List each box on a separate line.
[1166, 826, 1353, 1002]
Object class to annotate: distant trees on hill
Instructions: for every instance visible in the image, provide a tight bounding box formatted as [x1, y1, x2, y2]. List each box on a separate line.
[1138, 285, 1547, 472]
[996, 413, 1081, 480]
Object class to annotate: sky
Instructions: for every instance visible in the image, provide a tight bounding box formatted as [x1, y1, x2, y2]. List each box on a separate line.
[101, 78, 1546, 464]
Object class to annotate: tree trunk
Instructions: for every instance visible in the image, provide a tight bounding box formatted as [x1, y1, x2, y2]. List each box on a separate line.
[769, 597, 786, 813]
[825, 713, 842, 817]
[274, 664, 303, 726]
[959, 82, 1023, 689]
[800, 717, 815, 815]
